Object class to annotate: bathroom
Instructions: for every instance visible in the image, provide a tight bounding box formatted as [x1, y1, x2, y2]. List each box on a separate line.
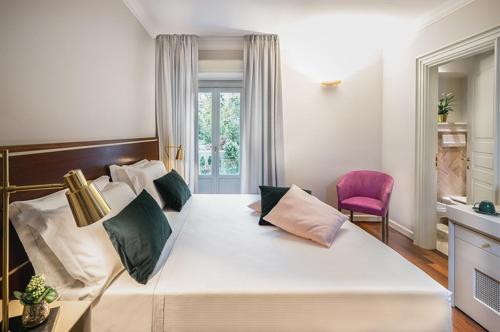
[435, 50, 495, 255]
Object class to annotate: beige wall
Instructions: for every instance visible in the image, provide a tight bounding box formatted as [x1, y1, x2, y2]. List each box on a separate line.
[382, 0, 500, 234]
[0, 0, 155, 145]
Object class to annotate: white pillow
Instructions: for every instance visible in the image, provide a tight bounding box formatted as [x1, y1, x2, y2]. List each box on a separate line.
[263, 185, 347, 247]
[24, 181, 136, 299]
[9, 176, 110, 291]
[122, 160, 167, 208]
[109, 159, 149, 187]
[91, 175, 111, 191]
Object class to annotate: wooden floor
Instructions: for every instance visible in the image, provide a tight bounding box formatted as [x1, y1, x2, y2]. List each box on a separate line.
[355, 221, 487, 332]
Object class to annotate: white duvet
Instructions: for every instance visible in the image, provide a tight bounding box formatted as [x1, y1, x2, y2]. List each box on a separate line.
[93, 194, 451, 332]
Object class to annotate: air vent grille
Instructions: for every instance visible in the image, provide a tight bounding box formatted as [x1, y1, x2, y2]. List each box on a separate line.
[475, 269, 499, 313]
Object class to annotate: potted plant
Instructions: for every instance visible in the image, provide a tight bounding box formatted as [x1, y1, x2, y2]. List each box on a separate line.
[438, 92, 455, 123]
[13, 275, 58, 327]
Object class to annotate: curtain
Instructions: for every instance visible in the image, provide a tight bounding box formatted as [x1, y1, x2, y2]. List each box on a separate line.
[155, 35, 198, 191]
[241, 34, 285, 193]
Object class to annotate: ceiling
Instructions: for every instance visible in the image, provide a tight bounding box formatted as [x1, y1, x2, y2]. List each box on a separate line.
[124, 0, 474, 37]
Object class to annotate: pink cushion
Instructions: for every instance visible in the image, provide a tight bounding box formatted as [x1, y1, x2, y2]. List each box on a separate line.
[247, 200, 261, 213]
[340, 196, 384, 216]
[263, 185, 347, 247]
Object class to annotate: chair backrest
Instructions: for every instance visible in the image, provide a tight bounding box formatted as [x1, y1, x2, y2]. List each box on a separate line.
[338, 170, 394, 200]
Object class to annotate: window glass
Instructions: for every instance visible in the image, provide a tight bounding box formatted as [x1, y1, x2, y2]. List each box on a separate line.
[198, 92, 212, 175]
[219, 92, 240, 175]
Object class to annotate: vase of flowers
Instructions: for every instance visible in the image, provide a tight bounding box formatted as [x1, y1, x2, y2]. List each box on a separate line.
[13, 275, 58, 328]
[438, 92, 455, 123]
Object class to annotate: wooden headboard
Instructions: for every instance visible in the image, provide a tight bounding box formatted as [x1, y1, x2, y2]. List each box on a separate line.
[0, 137, 159, 299]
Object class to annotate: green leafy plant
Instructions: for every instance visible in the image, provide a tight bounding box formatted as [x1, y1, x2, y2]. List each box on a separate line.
[438, 92, 455, 115]
[13, 275, 58, 305]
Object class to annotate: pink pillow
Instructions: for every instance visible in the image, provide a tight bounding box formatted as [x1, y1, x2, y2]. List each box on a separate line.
[247, 200, 261, 213]
[263, 185, 347, 247]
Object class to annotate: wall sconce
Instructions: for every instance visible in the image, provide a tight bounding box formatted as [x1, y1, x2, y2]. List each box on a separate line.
[321, 80, 342, 88]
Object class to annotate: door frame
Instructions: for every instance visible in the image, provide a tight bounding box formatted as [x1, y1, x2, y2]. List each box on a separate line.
[414, 27, 500, 249]
[195, 81, 243, 193]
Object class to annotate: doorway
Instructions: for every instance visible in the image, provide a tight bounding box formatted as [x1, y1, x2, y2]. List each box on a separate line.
[414, 30, 500, 250]
[196, 87, 242, 193]
[435, 50, 496, 255]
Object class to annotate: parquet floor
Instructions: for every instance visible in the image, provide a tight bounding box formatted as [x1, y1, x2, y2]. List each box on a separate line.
[355, 221, 487, 332]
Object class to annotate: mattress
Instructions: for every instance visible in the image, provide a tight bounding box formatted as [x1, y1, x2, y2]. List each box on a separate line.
[91, 205, 190, 332]
[94, 194, 451, 332]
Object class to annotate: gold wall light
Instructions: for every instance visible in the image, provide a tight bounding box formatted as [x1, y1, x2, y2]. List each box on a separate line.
[1, 149, 110, 332]
[321, 80, 342, 88]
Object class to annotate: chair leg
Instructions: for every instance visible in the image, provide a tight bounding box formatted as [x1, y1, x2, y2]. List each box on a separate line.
[381, 216, 386, 243]
[385, 211, 389, 243]
[350, 210, 354, 222]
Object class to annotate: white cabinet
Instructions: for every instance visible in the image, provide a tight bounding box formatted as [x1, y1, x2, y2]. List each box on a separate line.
[447, 205, 500, 332]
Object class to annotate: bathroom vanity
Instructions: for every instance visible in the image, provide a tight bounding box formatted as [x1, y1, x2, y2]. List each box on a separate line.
[447, 205, 500, 331]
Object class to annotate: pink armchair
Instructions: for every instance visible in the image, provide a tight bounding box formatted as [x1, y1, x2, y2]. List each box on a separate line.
[337, 170, 394, 243]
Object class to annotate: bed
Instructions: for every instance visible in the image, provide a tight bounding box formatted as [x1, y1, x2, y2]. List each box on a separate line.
[92, 194, 452, 332]
[4, 139, 451, 331]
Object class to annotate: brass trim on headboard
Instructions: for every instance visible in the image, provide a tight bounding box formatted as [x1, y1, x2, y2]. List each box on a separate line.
[0, 261, 29, 282]
[0, 137, 158, 153]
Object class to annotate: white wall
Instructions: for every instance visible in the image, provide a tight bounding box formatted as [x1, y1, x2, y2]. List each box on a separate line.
[0, 0, 155, 145]
[276, 16, 386, 204]
[282, 55, 383, 204]
[382, 0, 500, 234]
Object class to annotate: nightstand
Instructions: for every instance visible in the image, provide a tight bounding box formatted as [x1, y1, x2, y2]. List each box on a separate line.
[1, 300, 91, 332]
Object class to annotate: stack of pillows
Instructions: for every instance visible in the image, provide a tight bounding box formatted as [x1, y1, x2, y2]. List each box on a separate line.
[10, 159, 192, 301]
[252, 185, 348, 248]
[105, 160, 191, 284]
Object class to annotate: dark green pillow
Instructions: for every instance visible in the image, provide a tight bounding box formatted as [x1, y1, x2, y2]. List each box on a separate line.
[103, 190, 172, 284]
[154, 169, 191, 211]
[259, 185, 312, 226]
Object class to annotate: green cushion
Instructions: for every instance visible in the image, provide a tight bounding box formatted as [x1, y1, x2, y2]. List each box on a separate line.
[259, 186, 312, 226]
[154, 169, 191, 212]
[103, 190, 172, 284]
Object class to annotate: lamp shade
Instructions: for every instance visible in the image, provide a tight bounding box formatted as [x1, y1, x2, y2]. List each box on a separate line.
[64, 170, 110, 227]
[175, 145, 184, 161]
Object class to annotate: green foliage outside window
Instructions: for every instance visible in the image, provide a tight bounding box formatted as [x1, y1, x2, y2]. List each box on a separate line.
[197, 91, 240, 176]
[219, 93, 240, 175]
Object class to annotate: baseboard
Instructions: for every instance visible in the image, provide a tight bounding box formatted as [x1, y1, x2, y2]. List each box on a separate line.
[347, 214, 414, 240]
[388, 220, 414, 240]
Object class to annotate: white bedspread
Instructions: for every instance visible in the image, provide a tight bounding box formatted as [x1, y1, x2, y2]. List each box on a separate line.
[94, 194, 451, 332]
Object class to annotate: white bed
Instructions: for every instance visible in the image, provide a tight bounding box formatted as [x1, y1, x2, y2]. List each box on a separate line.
[92, 194, 451, 332]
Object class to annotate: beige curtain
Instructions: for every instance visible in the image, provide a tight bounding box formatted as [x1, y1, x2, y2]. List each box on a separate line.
[241, 34, 285, 193]
[155, 35, 198, 191]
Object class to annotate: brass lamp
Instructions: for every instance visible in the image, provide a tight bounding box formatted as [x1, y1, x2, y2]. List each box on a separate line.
[166, 144, 184, 161]
[1, 149, 110, 332]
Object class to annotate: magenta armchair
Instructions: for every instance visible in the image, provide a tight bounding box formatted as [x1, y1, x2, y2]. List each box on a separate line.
[337, 170, 394, 243]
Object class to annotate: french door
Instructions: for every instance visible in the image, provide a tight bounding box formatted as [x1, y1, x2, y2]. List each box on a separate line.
[196, 88, 241, 193]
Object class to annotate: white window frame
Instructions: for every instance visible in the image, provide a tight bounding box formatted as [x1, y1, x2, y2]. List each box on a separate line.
[195, 80, 243, 193]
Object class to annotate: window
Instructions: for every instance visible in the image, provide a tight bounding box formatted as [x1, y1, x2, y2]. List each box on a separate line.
[197, 86, 242, 193]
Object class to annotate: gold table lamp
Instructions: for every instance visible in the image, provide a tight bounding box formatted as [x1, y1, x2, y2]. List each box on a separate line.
[1, 149, 110, 332]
